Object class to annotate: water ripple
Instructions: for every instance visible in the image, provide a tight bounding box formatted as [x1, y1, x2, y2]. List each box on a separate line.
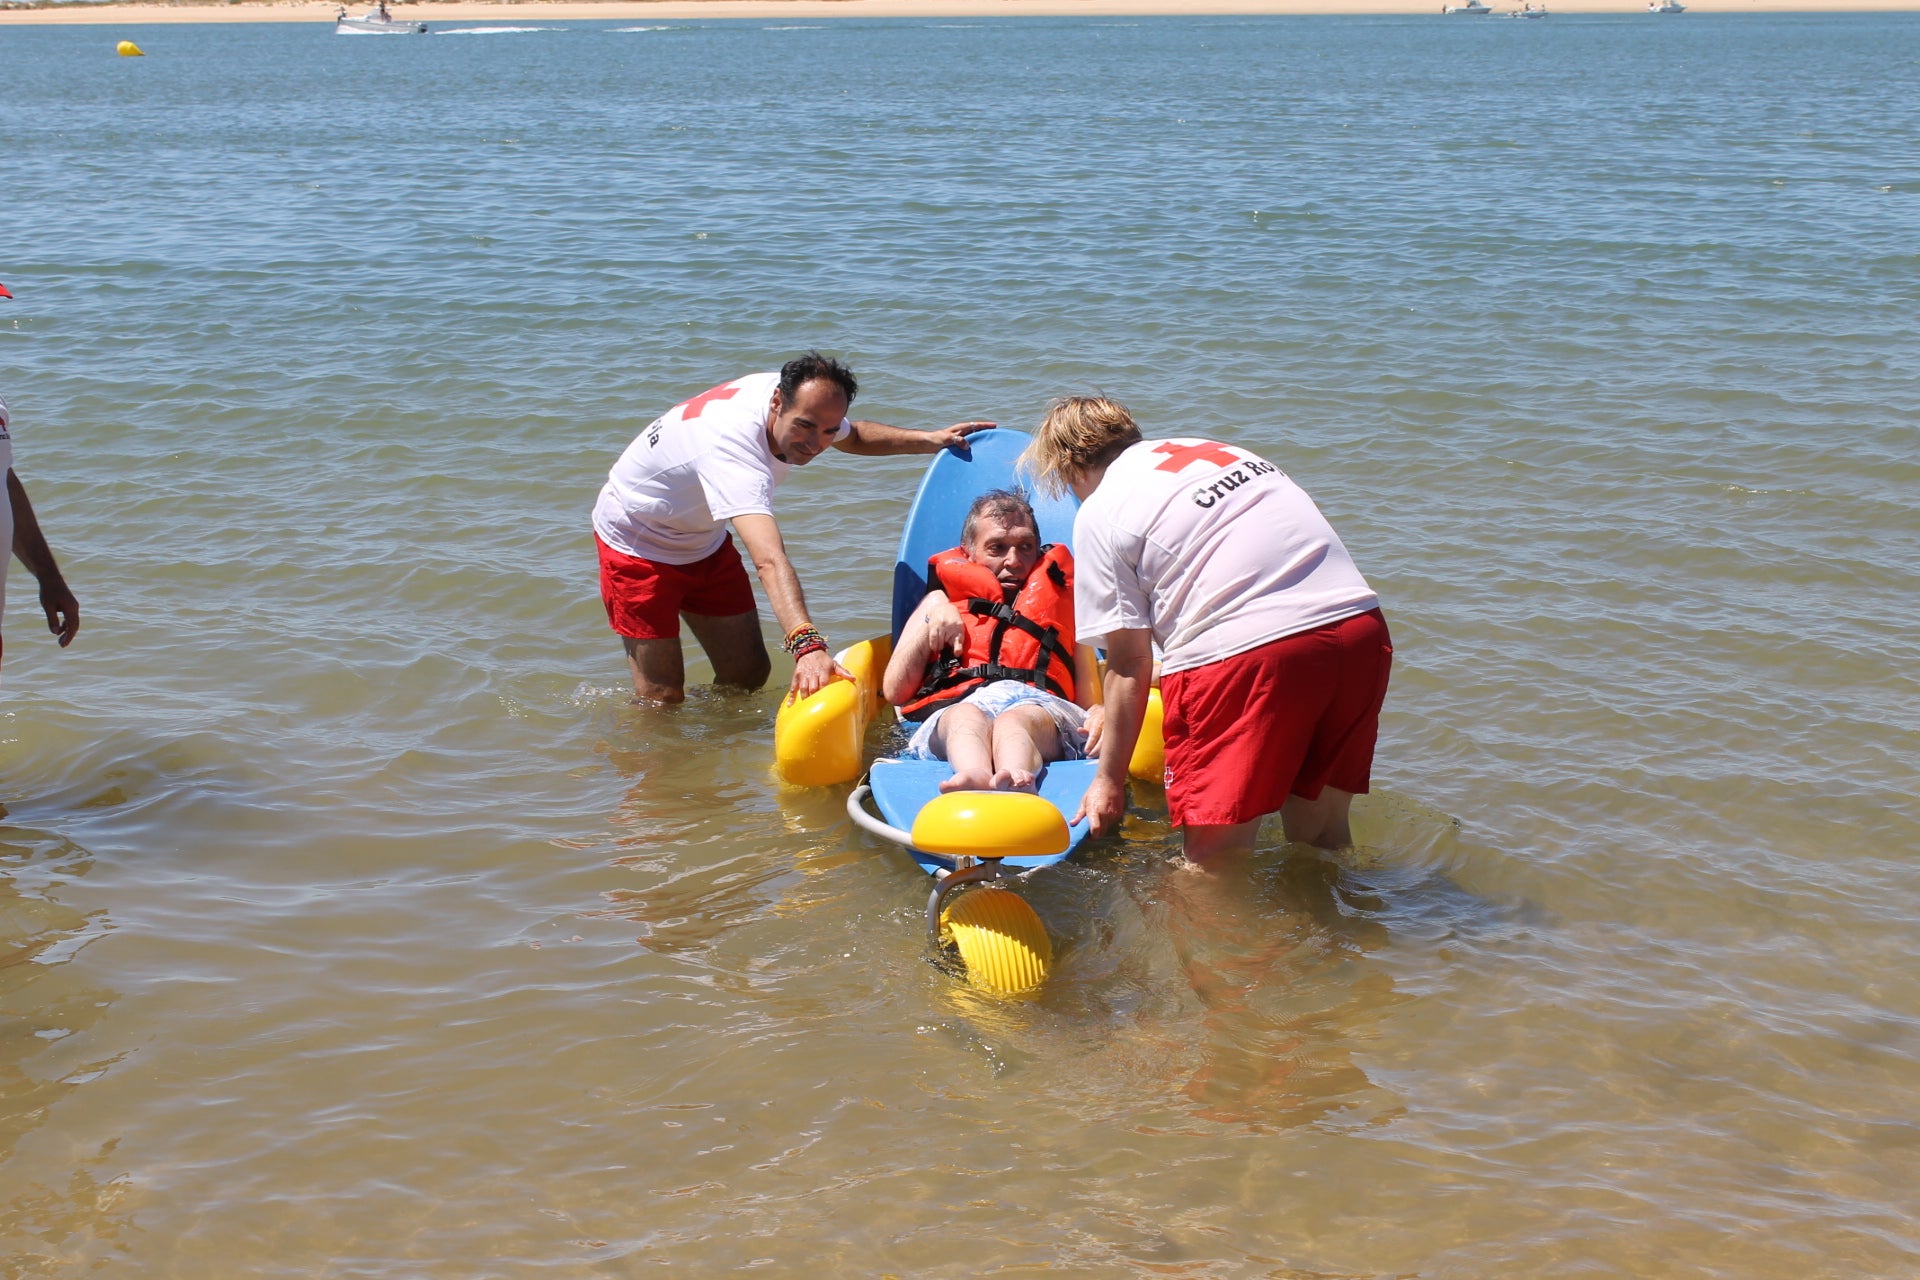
[2, 12, 1918, 1275]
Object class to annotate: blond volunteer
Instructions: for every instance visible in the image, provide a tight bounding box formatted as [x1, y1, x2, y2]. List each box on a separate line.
[1023, 396, 1391, 860]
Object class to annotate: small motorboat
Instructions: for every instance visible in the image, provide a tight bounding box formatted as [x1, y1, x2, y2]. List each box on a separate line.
[1508, 3, 1548, 15]
[1647, 0, 1685, 11]
[1442, 0, 1493, 13]
[334, 7, 427, 33]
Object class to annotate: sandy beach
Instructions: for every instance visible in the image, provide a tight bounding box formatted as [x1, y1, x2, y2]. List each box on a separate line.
[4, 0, 1918, 24]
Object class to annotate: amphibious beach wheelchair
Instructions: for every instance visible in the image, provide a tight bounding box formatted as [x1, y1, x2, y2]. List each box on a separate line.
[773, 429, 1164, 994]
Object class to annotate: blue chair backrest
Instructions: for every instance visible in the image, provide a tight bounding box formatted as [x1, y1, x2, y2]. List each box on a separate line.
[889, 428, 1080, 642]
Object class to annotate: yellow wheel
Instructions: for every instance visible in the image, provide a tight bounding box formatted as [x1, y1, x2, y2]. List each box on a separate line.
[940, 886, 1052, 994]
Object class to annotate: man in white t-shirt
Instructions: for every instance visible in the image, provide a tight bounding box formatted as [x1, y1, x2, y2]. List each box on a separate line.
[0, 291, 83, 684]
[1023, 395, 1392, 861]
[592, 351, 988, 704]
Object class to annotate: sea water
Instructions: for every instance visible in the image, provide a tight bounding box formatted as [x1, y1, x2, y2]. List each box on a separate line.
[2, 13, 1918, 1274]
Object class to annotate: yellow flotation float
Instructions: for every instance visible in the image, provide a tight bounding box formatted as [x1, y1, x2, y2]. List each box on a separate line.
[911, 790, 1065, 993]
[940, 884, 1052, 993]
[772, 635, 890, 787]
[1127, 679, 1166, 784]
[909, 789, 1070, 862]
[117, 40, 145, 57]
[774, 638, 1165, 788]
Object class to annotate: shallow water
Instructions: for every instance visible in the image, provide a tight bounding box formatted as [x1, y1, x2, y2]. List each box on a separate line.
[3, 12, 1919, 1275]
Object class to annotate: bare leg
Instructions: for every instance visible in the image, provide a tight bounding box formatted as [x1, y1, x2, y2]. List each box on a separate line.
[1180, 788, 1356, 866]
[933, 704, 995, 792]
[682, 609, 772, 692]
[988, 704, 1065, 792]
[622, 635, 687, 704]
[1180, 817, 1263, 868]
[1280, 787, 1355, 850]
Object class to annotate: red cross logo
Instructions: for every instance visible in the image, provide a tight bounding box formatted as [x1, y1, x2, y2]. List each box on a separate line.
[1152, 441, 1241, 472]
[679, 382, 741, 420]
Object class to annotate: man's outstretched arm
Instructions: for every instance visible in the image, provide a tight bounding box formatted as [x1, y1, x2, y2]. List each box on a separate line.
[833, 419, 994, 457]
[7, 469, 78, 647]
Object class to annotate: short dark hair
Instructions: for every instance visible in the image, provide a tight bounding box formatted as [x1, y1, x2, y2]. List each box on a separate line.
[961, 488, 1038, 546]
[778, 351, 858, 407]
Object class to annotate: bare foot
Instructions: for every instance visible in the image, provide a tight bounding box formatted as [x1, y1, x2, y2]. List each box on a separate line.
[939, 770, 994, 793]
[1002, 768, 1038, 793]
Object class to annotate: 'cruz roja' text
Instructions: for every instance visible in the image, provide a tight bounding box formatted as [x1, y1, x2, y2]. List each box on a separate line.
[1191, 459, 1277, 508]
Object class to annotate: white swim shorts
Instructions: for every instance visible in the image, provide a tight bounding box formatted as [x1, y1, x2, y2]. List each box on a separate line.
[903, 680, 1089, 761]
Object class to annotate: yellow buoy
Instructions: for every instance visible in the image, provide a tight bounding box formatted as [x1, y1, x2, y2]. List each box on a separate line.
[910, 791, 1069, 861]
[117, 40, 145, 57]
[941, 887, 1051, 993]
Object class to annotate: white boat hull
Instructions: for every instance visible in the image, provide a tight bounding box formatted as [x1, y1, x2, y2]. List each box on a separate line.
[334, 16, 428, 33]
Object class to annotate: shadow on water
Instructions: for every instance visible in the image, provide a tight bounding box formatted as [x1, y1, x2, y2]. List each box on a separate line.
[580, 684, 775, 836]
[570, 684, 834, 958]
[566, 682, 1535, 1139]
[918, 785, 1535, 1133]
[1138, 848, 1403, 1131]
[0, 818, 131, 1270]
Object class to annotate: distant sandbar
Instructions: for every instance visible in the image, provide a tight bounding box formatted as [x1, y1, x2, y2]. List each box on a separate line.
[4, 0, 1915, 25]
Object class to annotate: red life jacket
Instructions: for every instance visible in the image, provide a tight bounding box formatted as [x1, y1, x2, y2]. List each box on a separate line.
[899, 543, 1078, 723]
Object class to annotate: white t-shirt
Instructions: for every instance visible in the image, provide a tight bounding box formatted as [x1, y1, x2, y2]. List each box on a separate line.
[0, 395, 13, 633]
[590, 371, 850, 564]
[1073, 438, 1379, 675]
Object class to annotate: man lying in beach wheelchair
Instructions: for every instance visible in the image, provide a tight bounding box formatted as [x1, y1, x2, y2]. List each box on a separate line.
[880, 489, 1107, 792]
[778, 437, 1165, 994]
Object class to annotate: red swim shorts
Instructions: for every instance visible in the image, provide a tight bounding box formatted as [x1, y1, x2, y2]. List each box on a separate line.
[1159, 608, 1393, 828]
[596, 533, 757, 641]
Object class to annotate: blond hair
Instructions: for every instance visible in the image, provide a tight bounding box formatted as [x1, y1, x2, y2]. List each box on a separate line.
[1020, 395, 1143, 498]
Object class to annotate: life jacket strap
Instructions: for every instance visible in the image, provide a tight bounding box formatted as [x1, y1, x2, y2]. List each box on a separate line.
[939, 661, 1073, 701]
[963, 598, 1074, 672]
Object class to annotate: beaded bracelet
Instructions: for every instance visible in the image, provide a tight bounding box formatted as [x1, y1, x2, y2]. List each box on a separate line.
[791, 638, 829, 661]
[782, 625, 827, 656]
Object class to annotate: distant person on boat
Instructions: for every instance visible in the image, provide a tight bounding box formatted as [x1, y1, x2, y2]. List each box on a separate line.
[0, 287, 83, 684]
[1022, 396, 1391, 859]
[593, 352, 989, 705]
[882, 489, 1105, 793]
